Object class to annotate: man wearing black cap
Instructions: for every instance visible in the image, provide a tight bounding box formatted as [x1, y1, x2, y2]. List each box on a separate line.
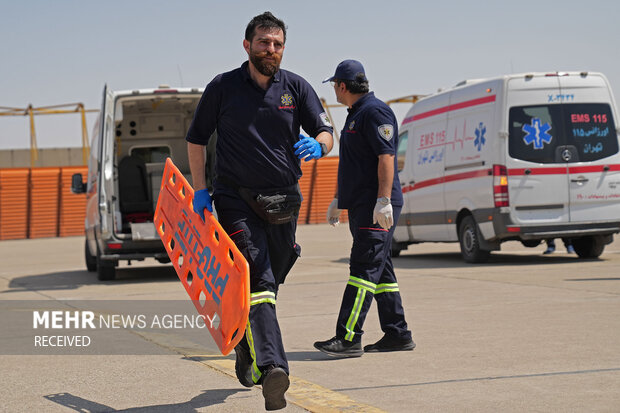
[187, 11, 333, 410]
[314, 60, 415, 357]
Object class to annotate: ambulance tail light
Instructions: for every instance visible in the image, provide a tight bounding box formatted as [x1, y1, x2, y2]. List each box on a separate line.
[493, 164, 509, 207]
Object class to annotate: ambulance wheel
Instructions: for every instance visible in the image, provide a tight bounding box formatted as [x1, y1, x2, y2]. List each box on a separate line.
[572, 235, 605, 259]
[391, 242, 406, 257]
[521, 239, 541, 248]
[458, 216, 490, 263]
[85, 240, 97, 272]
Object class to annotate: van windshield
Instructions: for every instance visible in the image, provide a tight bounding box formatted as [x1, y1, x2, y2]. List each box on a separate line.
[509, 103, 618, 163]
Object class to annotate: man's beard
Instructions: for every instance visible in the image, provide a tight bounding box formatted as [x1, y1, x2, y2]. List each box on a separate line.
[249, 47, 281, 77]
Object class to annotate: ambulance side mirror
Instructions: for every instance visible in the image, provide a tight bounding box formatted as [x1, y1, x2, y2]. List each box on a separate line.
[71, 173, 87, 194]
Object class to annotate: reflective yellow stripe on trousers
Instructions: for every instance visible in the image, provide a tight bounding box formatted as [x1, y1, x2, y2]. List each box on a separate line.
[246, 291, 276, 383]
[344, 276, 376, 341]
[250, 291, 276, 306]
[375, 282, 399, 294]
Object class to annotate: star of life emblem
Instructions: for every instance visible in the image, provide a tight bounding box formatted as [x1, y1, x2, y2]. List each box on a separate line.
[378, 124, 394, 141]
[281, 94, 293, 106]
[522, 118, 552, 149]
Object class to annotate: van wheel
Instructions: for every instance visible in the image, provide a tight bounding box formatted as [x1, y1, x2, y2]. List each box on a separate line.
[572, 235, 605, 259]
[96, 247, 116, 281]
[85, 241, 97, 272]
[458, 216, 490, 263]
[97, 258, 116, 281]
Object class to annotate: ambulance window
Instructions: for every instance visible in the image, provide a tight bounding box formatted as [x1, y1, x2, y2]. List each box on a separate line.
[397, 131, 408, 171]
[509, 106, 557, 163]
[509, 104, 618, 163]
[563, 103, 618, 162]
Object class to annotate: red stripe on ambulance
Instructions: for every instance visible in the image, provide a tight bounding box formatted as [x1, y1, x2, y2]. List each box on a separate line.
[403, 95, 496, 125]
[402, 168, 491, 193]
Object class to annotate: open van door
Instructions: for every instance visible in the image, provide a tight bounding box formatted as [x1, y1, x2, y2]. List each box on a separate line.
[505, 76, 570, 226]
[94, 84, 118, 280]
[96, 85, 115, 240]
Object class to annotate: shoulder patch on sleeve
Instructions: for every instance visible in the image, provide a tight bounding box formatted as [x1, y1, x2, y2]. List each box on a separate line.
[378, 124, 394, 141]
[320, 112, 332, 127]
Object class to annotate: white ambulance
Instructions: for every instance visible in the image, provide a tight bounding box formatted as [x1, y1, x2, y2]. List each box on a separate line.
[393, 71, 620, 262]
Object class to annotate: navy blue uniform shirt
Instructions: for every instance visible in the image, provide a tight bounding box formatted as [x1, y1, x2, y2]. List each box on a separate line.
[186, 61, 332, 190]
[338, 92, 403, 209]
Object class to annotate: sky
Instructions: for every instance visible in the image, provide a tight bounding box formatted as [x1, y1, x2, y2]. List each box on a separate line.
[1, 0, 619, 151]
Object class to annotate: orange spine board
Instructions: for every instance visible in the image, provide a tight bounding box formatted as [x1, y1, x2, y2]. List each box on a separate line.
[154, 158, 250, 355]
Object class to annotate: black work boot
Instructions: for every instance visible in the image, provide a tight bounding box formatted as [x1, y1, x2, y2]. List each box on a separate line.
[234, 343, 254, 388]
[363, 334, 416, 352]
[313, 336, 363, 358]
[261, 366, 289, 411]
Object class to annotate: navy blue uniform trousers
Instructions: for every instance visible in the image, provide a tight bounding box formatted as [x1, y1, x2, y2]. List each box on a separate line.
[336, 203, 411, 343]
[214, 186, 300, 382]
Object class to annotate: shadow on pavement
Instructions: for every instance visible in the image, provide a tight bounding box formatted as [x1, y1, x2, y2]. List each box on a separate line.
[332, 251, 590, 269]
[182, 355, 234, 363]
[286, 350, 336, 362]
[184, 350, 348, 363]
[391, 251, 595, 269]
[566, 277, 620, 281]
[2, 266, 177, 293]
[44, 388, 250, 412]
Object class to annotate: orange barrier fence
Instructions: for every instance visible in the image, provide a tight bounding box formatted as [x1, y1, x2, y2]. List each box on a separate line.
[0, 168, 30, 240]
[0, 166, 87, 240]
[29, 168, 61, 239]
[299, 157, 348, 224]
[0, 158, 344, 241]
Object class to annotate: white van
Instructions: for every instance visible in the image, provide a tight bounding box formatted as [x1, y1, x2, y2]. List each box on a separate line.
[72, 85, 205, 280]
[393, 71, 620, 262]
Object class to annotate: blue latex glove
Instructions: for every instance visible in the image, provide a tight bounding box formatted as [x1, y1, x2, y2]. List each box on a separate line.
[294, 134, 322, 162]
[193, 189, 213, 221]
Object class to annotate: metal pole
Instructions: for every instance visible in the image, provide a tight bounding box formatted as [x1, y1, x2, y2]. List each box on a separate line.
[320, 98, 340, 144]
[79, 104, 90, 165]
[28, 105, 38, 167]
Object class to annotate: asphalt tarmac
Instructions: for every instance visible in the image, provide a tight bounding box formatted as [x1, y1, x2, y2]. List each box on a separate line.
[1, 224, 619, 412]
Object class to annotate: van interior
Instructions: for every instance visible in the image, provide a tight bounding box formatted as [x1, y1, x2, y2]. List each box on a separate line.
[112, 94, 201, 238]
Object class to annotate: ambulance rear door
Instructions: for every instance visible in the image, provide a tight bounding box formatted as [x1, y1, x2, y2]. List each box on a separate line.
[557, 74, 620, 222]
[505, 75, 570, 226]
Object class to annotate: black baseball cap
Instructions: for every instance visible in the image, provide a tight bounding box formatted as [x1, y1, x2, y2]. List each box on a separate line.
[323, 59, 367, 83]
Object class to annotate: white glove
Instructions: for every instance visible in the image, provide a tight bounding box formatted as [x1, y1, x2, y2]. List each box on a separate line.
[373, 197, 393, 230]
[326, 198, 342, 226]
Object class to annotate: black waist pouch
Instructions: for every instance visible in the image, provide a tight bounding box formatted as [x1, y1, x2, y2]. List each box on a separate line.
[238, 185, 301, 224]
[224, 180, 301, 225]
